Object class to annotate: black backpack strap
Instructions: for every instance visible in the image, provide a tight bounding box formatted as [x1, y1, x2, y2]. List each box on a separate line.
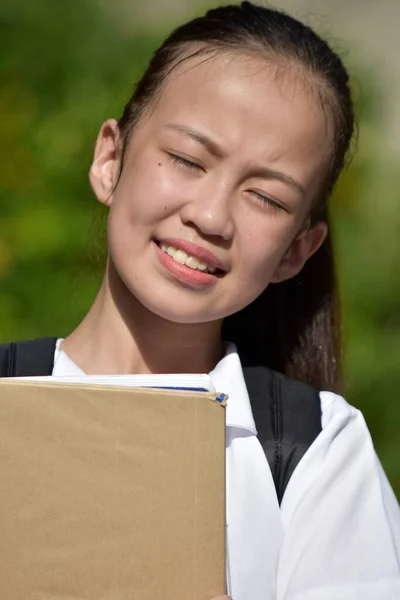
[0, 337, 58, 377]
[242, 365, 322, 504]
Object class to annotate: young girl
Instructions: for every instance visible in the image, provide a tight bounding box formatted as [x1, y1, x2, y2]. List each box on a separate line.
[2, 2, 400, 599]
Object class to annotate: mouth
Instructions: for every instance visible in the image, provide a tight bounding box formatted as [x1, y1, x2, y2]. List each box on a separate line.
[154, 240, 225, 278]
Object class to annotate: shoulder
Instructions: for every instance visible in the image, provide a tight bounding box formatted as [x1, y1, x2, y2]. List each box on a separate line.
[283, 389, 400, 532]
[303, 390, 379, 474]
[278, 391, 400, 593]
[319, 389, 359, 432]
[318, 390, 379, 458]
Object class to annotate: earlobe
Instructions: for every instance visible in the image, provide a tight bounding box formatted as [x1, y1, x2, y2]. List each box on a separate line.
[271, 221, 328, 283]
[89, 119, 121, 207]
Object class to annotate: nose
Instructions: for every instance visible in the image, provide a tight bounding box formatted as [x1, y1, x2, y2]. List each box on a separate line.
[179, 180, 235, 241]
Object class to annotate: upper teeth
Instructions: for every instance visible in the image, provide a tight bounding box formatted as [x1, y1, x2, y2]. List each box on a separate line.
[160, 243, 216, 273]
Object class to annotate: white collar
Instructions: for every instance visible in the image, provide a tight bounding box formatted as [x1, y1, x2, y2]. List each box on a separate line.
[53, 339, 85, 376]
[209, 342, 257, 434]
[53, 339, 257, 435]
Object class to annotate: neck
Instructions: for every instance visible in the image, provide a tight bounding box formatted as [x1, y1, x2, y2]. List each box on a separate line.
[61, 262, 223, 375]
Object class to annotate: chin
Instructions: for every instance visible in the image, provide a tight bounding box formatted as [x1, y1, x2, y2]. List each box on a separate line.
[139, 293, 223, 325]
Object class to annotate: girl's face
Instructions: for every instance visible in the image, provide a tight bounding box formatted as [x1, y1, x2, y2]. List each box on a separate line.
[90, 53, 331, 324]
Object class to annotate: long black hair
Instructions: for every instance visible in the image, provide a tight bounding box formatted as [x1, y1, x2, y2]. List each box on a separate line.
[116, 2, 355, 392]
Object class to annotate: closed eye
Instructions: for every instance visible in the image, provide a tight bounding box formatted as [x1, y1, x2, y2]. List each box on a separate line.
[167, 153, 204, 173]
[249, 190, 288, 213]
[166, 154, 287, 212]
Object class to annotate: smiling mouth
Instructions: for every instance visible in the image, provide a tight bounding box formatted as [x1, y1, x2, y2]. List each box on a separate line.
[155, 241, 224, 277]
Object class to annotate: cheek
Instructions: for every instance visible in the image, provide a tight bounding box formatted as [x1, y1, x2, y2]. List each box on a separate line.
[236, 248, 279, 295]
[111, 157, 186, 225]
[235, 215, 295, 282]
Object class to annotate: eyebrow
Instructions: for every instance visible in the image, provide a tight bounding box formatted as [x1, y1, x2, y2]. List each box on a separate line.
[164, 123, 305, 197]
[247, 166, 305, 198]
[165, 123, 226, 159]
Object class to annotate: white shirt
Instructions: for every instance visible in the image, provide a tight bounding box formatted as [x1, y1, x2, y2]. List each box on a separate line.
[53, 341, 400, 600]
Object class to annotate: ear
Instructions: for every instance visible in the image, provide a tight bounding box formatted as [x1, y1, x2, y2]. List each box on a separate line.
[89, 119, 121, 206]
[271, 221, 328, 283]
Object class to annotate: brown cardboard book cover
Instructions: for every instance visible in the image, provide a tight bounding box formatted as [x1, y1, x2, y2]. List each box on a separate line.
[0, 380, 226, 600]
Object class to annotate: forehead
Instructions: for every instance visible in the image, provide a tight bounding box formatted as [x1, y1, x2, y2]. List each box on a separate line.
[140, 51, 333, 191]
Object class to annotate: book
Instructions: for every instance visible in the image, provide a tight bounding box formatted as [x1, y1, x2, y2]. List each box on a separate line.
[0, 378, 226, 600]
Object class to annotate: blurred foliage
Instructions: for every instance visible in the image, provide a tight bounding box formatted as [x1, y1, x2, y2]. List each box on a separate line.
[0, 0, 399, 497]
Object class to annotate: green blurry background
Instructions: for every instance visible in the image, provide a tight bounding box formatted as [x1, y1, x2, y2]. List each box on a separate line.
[0, 0, 399, 497]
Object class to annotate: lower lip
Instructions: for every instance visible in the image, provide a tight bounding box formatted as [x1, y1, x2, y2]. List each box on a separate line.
[153, 242, 218, 288]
